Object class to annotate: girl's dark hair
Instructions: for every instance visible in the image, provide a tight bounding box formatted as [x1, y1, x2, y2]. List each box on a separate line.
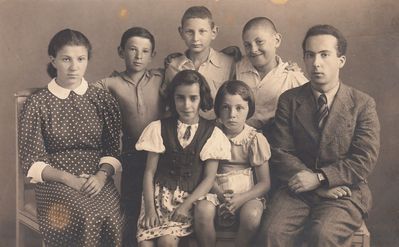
[214, 80, 255, 119]
[165, 70, 213, 116]
[47, 29, 92, 78]
[119, 27, 155, 52]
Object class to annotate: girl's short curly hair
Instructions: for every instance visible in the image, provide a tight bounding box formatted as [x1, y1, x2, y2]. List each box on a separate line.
[164, 70, 213, 116]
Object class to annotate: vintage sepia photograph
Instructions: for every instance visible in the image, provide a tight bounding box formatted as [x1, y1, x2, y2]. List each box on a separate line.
[1, 0, 398, 246]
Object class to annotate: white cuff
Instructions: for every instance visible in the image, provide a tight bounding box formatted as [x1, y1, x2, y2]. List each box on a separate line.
[26, 161, 50, 183]
[99, 156, 122, 173]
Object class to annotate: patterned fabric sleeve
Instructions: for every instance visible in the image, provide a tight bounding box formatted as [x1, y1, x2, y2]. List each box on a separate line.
[99, 90, 122, 170]
[249, 132, 271, 167]
[200, 127, 231, 161]
[18, 94, 50, 176]
[135, 120, 165, 153]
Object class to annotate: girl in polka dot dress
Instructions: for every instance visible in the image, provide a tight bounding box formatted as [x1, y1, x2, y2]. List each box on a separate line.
[18, 29, 124, 246]
[135, 70, 231, 247]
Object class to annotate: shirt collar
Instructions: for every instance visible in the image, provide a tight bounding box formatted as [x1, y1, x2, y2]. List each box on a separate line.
[239, 55, 283, 76]
[311, 82, 340, 109]
[177, 119, 199, 128]
[112, 70, 151, 86]
[182, 48, 222, 69]
[48, 78, 88, 99]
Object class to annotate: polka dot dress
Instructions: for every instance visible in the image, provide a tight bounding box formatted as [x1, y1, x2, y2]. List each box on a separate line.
[19, 85, 124, 247]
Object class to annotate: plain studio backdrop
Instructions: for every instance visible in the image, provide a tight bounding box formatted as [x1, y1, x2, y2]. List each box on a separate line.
[1, 0, 398, 246]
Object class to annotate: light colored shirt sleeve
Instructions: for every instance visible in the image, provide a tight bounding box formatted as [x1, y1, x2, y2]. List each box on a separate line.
[26, 161, 50, 183]
[249, 133, 271, 167]
[135, 120, 165, 153]
[99, 156, 122, 172]
[200, 127, 231, 161]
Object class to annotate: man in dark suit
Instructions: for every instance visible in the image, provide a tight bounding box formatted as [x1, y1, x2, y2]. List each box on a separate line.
[260, 25, 380, 247]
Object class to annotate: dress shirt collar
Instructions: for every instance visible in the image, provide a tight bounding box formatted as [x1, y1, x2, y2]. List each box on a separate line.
[48, 78, 88, 99]
[182, 48, 222, 69]
[311, 82, 340, 109]
[239, 55, 283, 75]
[112, 69, 162, 87]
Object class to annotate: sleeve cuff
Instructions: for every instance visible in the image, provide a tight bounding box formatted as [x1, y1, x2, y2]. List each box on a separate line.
[99, 156, 122, 173]
[319, 167, 340, 187]
[27, 161, 50, 183]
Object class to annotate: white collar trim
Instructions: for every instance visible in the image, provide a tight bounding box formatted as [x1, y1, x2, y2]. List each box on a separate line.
[48, 78, 88, 99]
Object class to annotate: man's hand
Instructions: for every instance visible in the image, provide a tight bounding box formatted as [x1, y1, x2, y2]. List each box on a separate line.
[288, 170, 320, 193]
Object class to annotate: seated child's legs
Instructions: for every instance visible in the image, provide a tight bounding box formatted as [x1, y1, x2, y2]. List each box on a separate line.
[236, 199, 264, 247]
[194, 200, 217, 247]
[138, 240, 155, 247]
[157, 235, 180, 247]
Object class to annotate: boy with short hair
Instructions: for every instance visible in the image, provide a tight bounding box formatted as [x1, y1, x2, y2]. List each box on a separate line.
[94, 27, 165, 247]
[237, 17, 307, 137]
[162, 5, 235, 120]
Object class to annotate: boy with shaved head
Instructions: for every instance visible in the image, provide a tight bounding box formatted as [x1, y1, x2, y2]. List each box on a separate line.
[236, 17, 307, 137]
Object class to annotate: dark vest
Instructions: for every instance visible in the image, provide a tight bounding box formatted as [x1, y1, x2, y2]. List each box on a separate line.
[155, 117, 215, 193]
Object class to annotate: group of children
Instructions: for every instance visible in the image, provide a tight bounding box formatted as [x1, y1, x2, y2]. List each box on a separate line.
[97, 6, 307, 247]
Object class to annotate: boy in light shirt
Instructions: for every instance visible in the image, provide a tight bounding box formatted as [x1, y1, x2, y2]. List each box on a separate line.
[162, 6, 235, 120]
[236, 17, 307, 137]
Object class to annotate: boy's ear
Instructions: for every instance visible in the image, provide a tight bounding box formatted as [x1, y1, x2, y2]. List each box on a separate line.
[338, 55, 346, 68]
[211, 25, 219, 40]
[274, 32, 282, 48]
[151, 51, 157, 58]
[178, 26, 184, 38]
[117, 46, 124, 59]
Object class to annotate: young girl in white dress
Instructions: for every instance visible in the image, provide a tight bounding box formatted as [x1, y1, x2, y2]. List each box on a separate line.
[194, 80, 271, 247]
[135, 70, 231, 247]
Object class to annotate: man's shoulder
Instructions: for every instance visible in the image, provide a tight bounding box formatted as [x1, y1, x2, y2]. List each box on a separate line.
[340, 83, 376, 106]
[281, 82, 310, 98]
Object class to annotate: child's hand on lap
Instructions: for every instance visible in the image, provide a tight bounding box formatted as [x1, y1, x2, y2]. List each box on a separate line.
[224, 192, 246, 214]
[171, 204, 191, 223]
[142, 210, 160, 229]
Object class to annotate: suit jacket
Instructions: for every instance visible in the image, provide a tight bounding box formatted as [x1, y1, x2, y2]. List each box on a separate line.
[271, 82, 380, 214]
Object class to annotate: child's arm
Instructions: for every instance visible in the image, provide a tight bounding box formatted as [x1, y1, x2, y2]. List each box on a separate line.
[315, 185, 352, 199]
[224, 161, 271, 214]
[210, 181, 227, 203]
[141, 151, 160, 229]
[171, 159, 219, 223]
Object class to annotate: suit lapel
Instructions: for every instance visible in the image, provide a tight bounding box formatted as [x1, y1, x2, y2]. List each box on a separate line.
[295, 84, 319, 143]
[320, 83, 354, 145]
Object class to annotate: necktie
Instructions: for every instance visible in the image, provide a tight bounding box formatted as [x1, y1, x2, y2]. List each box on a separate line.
[316, 94, 329, 130]
[183, 125, 191, 140]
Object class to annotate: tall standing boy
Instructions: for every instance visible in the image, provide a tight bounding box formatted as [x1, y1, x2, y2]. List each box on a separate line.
[94, 27, 165, 247]
[162, 6, 235, 120]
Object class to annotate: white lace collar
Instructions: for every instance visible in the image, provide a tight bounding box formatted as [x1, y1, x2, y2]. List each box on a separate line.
[48, 78, 89, 99]
[229, 124, 257, 145]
